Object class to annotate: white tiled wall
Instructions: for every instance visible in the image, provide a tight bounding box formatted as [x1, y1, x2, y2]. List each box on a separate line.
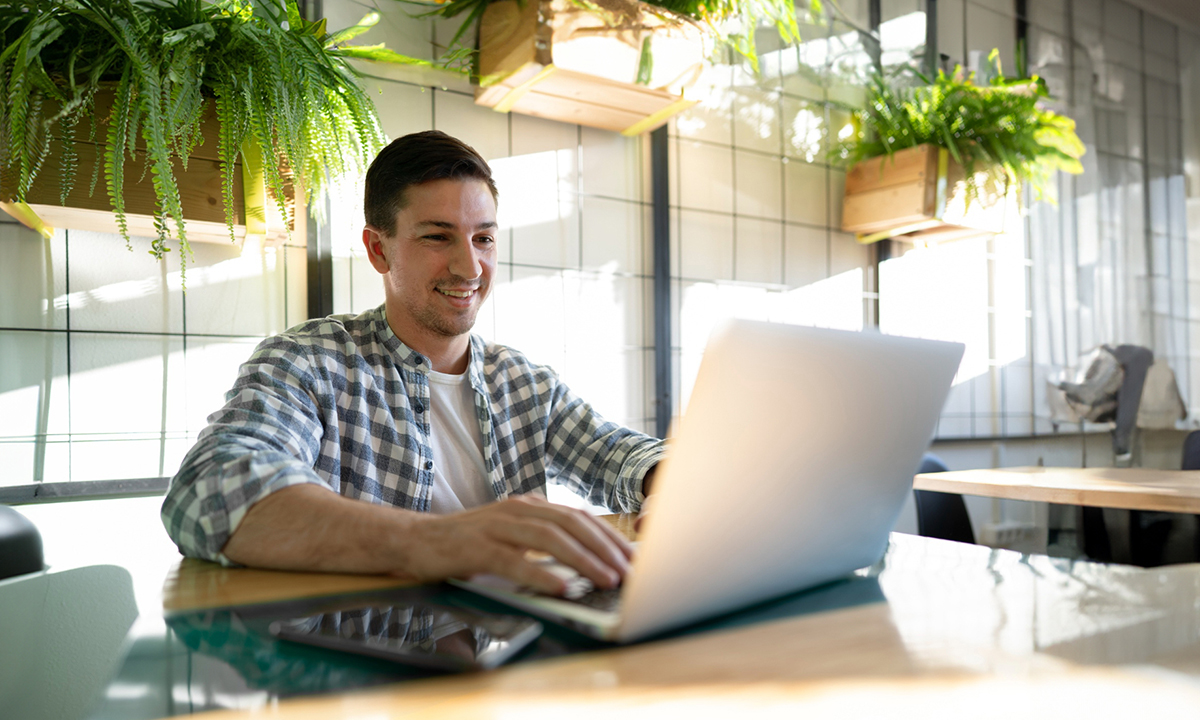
[0, 215, 307, 486]
[6, 0, 1199, 491]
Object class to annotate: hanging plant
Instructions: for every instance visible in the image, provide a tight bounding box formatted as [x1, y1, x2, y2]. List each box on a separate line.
[0, 0, 438, 266]
[402, 0, 820, 76]
[834, 50, 1085, 207]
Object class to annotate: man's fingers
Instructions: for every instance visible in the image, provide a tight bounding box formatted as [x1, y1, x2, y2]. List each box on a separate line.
[496, 518, 621, 589]
[568, 511, 634, 566]
[488, 546, 567, 595]
[415, 497, 640, 595]
[506, 498, 634, 570]
[590, 513, 636, 559]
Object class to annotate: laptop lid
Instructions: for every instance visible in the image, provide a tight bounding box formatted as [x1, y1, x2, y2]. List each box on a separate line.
[616, 320, 964, 641]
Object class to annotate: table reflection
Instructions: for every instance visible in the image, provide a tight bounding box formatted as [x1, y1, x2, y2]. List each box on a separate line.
[878, 534, 1200, 669]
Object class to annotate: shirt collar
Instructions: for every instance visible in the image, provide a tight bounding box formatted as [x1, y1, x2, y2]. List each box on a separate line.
[374, 304, 487, 391]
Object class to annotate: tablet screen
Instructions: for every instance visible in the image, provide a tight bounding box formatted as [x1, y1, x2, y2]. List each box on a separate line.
[268, 602, 542, 671]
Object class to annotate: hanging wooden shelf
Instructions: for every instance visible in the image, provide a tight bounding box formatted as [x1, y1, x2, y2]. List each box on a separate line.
[0, 92, 298, 247]
[842, 144, 1017, 246]
[475, 0, 704, 136]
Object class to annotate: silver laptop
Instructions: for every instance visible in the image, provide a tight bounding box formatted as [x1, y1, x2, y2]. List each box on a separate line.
[453, 319, 965, 642]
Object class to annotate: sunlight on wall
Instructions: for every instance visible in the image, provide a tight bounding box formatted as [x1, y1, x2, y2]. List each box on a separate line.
[880, 238, 992, 384]
[561, 264, 638, 423]
[678, 270, 865, 411]
[775, 269, 866, 331]
[991, 233, 1029, 368]
[50, 237, 276, 311]
[788, 107, 825, 163]
[765, 11, 926, 80]
[0, 385, 40, 437]
[488, 263, 637, 424]
[878, 12, 928, 68]
[491, 150, 577, 231]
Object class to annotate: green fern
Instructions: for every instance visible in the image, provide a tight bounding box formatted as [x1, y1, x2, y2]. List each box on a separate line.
[1, 0, 429, 274]
[833, 51, 1085, 207]
[401, 0, 821, 76]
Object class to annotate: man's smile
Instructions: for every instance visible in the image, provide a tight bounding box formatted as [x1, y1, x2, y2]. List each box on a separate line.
[436, 287, 476, 298]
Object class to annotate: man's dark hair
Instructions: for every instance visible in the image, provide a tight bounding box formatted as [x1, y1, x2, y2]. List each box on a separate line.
[363, 130, 499, 235]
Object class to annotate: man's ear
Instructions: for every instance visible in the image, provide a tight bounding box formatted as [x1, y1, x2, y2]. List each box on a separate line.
[362, 225, 391, 273]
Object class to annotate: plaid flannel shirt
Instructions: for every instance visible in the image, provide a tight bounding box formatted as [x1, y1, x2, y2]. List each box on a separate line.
[161, 305, 664, 565]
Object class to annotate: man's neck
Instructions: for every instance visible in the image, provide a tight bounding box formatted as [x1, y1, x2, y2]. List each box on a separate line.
[385, 311, 471, 374]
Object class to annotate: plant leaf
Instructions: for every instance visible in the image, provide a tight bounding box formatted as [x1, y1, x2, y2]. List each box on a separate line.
[325, 12, 380, 47]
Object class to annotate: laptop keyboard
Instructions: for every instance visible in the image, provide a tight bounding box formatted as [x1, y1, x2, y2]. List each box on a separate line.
[560, 575, 623, 613]
[536, 560, 624, 613]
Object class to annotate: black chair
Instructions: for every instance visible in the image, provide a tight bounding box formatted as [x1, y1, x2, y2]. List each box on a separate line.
[1185, 431, 1200, 563]
[1086, 432, 1200, 567]
[1183, 431, 1200, 470]
[0, 505, 44, 580]
[1123, 430, 1200, 566]
[913, 453, 975, 544]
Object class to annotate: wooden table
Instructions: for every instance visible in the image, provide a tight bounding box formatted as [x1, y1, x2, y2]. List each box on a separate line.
[914, 466, 1200, 513]
[10, 497, 1200, 719]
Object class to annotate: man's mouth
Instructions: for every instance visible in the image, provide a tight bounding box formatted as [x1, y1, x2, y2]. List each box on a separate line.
[436, 287, 476, 299]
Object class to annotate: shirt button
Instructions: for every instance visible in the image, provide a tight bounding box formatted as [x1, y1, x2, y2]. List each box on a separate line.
[413, 356, 423, 365]
[413, 402, 425, 414]
[425, 461, 434, 471]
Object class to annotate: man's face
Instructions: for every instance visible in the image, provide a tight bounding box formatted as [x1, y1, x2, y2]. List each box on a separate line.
[365, 178, 497, 341]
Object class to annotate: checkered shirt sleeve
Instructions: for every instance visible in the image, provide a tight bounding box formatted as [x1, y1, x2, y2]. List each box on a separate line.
[161, 306, 665, 564]
[160, 333, 333, 564]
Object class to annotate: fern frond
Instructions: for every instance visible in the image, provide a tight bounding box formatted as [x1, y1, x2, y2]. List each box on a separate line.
[58, 112, 77, 205]
[105, 62, 135, 247]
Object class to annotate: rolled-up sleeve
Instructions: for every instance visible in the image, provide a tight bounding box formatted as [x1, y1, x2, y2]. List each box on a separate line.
[544, 381, 665, 514]
[161, 336, 334, 565]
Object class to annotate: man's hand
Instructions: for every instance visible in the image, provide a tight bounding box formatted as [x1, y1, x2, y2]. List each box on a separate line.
[404, 495, 633, 595]
[221, 486, 632, 596]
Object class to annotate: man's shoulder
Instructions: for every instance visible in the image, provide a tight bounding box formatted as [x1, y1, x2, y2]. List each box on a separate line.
[478, 339, 558, 384]
[253, 307, 387, 361]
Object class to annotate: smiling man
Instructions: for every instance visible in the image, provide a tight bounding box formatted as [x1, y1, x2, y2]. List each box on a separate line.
[161, 131, 664, 594]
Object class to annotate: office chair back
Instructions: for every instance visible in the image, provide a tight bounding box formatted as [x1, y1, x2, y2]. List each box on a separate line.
[913, 453, 976, 544]
[0, 505, 44, 580]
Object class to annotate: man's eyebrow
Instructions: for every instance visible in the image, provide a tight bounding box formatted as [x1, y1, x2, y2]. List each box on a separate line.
[414, 220, 498, 231]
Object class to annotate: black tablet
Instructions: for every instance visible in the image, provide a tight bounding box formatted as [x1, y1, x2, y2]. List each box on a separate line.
[268, 601, 542, 671]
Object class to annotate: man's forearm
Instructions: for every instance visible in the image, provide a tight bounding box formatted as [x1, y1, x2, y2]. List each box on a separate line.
[221, 485, 636, 594]
[221, 484, 420, 575]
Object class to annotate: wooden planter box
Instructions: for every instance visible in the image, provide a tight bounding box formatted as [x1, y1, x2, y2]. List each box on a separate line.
[475, 0, 703, 136]
[0, 92, 298, 247]
[841, 144, 1017, 245]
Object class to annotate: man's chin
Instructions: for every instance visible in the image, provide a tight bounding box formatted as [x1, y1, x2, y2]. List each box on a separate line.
[419, 311, 478, 339]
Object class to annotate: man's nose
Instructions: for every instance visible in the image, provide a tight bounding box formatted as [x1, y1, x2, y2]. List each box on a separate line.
[448, 238, 482, 280]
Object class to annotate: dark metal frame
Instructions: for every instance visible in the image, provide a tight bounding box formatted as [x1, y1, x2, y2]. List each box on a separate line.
[307, 193, 335, 319]
[300, 0, 335, 320]
[1, 478, 169, 505]
[651, 126, 672, 439]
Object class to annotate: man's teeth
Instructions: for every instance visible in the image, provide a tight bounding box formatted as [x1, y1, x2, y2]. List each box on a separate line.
[438, 288, 473, 298]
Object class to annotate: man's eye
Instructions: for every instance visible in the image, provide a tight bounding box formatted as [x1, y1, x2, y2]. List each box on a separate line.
[423, 234, 448, 241]
[475, 235, 495, 244]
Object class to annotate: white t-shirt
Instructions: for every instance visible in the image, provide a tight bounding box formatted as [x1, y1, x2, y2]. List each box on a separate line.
[426, 369, 494, 514]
